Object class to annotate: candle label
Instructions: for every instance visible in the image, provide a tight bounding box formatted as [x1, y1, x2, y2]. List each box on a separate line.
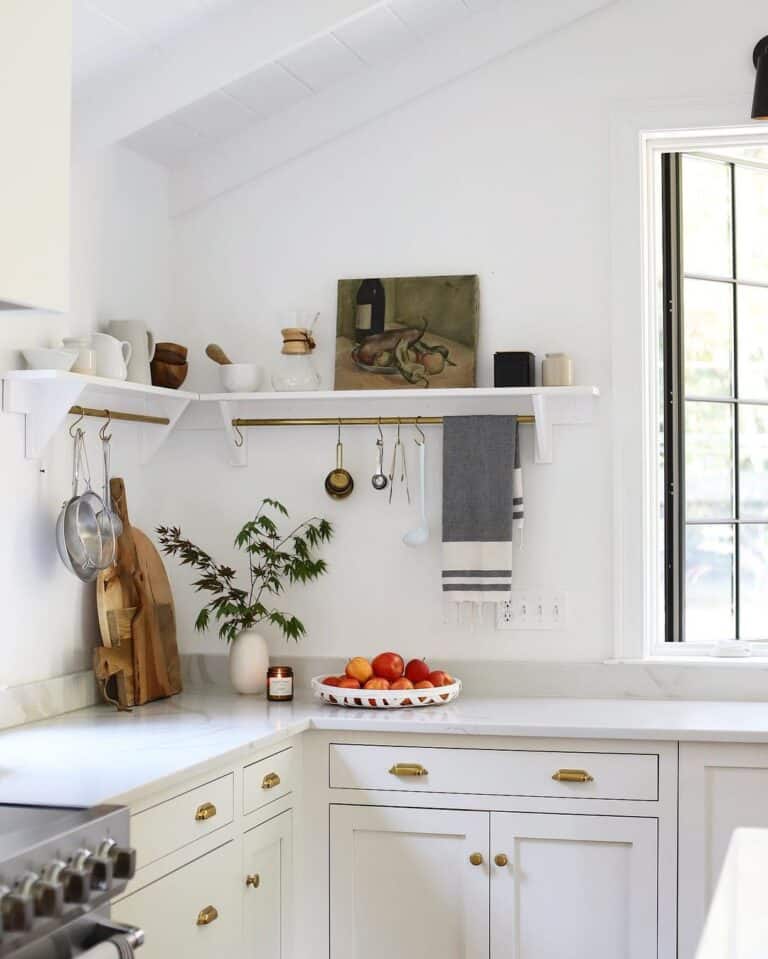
[269, 676, 293, 697]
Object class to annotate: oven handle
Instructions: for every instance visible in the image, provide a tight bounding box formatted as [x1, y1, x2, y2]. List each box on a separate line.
[78, 920, 145, 955]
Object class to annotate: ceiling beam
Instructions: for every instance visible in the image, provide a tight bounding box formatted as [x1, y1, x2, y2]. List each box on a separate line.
[74, 0, 387, 150]
[171, 0, 617, 216]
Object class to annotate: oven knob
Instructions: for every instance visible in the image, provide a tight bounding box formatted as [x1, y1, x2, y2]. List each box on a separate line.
[87, 854, 113, 892]
[1, 877, 36, 932]
[61, 852, 94, 904]
[97, 839, 137, 881]
[33, 862, 65, 917]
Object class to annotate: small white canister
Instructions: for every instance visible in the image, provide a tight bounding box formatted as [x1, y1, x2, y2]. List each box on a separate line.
[62, 336, 95, 375]
[542, 353, 574, 387]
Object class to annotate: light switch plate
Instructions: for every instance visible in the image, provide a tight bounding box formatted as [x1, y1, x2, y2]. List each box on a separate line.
[496, 591, 566, 630]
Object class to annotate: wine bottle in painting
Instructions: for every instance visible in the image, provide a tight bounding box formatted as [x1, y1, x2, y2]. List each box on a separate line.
[355, 278, 385, 342]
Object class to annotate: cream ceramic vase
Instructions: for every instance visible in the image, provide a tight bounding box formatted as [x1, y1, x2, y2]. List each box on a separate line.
[229, 629, 269, 695]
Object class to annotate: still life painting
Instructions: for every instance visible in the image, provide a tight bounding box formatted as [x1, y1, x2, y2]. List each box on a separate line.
[335, 274, 479, 390]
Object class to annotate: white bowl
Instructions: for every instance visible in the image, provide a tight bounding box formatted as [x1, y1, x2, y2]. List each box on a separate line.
[220, 363, 263, 393]
[23, 347, 78, 371]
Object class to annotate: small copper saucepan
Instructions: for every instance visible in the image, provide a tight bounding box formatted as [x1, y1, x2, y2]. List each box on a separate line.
[325, 422, 354, 499]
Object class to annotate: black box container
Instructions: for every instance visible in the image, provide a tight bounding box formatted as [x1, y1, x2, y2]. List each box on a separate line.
[494, 351, 535, 387]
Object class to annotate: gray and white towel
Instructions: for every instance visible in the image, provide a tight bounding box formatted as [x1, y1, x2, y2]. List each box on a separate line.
[442, 415, 523, 605]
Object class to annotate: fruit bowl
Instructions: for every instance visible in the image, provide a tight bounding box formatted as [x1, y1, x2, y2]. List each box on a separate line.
[311, 675, 462, 709]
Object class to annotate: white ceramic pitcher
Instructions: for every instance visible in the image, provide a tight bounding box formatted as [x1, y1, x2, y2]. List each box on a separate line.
[107, 320, 155, 385]
[92, 332, 132, 381]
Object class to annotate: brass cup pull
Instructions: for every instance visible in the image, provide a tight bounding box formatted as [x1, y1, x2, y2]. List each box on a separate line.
[388, 763, 429, 777]
[494, 853, 509, 868]
[194, 802, 217, 821]
[261, 772, 281, 790]
[469, 852, 484, 866]
[196, 905, 219, 926]
[552, 769, 594, 784]
[245, 874, 260, 889]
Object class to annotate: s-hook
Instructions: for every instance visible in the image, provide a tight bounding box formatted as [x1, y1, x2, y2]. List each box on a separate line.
[99, 410, 113, 442]
[69, 408, 85, 437]
[233, 420, 244, 448]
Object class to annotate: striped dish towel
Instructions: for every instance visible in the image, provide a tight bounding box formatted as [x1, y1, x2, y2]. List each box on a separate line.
[442, 415, 522, 604]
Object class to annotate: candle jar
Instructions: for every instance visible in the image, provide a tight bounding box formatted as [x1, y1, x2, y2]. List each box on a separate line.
[267, 666, 294, 702]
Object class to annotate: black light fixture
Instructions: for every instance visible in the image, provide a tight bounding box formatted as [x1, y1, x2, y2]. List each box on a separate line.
[752, 37, 768, 119]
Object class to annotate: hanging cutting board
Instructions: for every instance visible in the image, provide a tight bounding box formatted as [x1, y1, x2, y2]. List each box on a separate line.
[98, 478, 182, 705]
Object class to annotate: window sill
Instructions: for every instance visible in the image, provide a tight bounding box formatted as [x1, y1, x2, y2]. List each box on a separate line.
[607, 656, 768, 668]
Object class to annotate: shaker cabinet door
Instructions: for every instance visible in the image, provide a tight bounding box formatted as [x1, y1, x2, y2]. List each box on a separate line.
[330, 805, 489, 959]
[490, 812, 657, 959]
[242, 810, 293, 959]
[678, 742, 768, 959]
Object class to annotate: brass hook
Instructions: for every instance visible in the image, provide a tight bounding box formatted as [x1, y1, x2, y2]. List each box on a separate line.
[69, 407, 85, 437]
[414, 416, 425, 443]
[233, 420, 244, 448]
[99, 409, 112, 442]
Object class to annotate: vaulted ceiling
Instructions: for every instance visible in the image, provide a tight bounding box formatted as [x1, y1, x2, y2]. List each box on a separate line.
[72, 0, 617, 214]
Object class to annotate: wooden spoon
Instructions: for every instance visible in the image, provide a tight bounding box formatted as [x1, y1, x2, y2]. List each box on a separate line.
[205, 343, 232, 365]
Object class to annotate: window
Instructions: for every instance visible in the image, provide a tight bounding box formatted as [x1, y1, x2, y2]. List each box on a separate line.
[662, 150, 768, 644]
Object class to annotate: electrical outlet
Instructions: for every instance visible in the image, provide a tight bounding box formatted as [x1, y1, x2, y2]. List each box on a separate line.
[496, 591, 567, 631]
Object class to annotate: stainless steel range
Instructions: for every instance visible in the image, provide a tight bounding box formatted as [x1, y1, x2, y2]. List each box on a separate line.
[0, 803, 141, 958]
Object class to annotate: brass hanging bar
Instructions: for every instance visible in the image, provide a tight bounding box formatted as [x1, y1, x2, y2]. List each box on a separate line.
[233, 414, 536, 428]
[68, 405, 170, 426]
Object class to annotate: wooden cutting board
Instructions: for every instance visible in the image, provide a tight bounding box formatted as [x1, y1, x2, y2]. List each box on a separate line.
[95, 478, 182, 706]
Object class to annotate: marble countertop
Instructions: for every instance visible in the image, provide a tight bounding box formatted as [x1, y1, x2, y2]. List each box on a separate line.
[4, 691, 768, 808]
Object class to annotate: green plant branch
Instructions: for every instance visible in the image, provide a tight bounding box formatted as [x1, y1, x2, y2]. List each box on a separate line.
[156, 499, 332, 644]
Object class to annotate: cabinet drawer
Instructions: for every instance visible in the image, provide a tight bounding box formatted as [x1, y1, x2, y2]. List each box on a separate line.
[329, 744, 658, 801]
[132, 773, 234, 868]
[113, 841, 239, 959]
[243, 747, 294, 814]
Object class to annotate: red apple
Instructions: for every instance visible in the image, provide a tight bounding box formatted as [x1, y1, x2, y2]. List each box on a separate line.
[391, 677, 414, 690]
[364, 677, 391, 690]
[371, 652, 404, 682]
[414, 680, 434, 689]
[428, 670, 453, 687]
[404, 658, 431, 684]
[338, 676, 361, 689]
[322, 676, 341, 687]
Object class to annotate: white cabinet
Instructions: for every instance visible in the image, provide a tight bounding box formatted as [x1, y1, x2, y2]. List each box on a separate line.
[329, 805, 658, 959]
[0, 0, 71, 311]
[113, 840, 241, 959]
[243, 810, 293, 958]
[491, 812, 657, 959]
[330, 805, 490, 959]
[679, 742, 768, 959]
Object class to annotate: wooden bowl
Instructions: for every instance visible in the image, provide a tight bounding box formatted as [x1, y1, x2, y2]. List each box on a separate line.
[151, 359, 188, 390]
[153, 342, 188, 364]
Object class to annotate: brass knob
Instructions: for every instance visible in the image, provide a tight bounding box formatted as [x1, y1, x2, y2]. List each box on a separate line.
[494, 853, 509, 868]
[194, 802, 217, 821]
[261, 772, 281, 790]
[389, 763, 428, 777]
[196, 905, 218, 926]
[469, 852, 484, 866]
[245, 874, 260, 889]
[552, 769, 594, 783]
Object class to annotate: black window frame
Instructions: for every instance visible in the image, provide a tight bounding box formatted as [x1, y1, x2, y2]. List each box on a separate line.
[662, 150, 768, 644]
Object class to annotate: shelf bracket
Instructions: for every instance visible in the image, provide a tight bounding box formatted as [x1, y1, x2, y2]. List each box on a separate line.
[139, 396, 192, 464]
[531, 393, 552, 464]
[218, 400, 247, 466]
[3, 375, 86, 459]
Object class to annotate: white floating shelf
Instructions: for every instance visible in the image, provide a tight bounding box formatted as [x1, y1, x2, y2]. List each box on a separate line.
[2, 374, 599, 466]
[2, 370, 195, 462]
[197, 386, 600, 466]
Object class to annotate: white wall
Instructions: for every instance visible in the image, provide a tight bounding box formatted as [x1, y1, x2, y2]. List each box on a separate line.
[146, 0, 766, 667]
[0, 145, 169, 687]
